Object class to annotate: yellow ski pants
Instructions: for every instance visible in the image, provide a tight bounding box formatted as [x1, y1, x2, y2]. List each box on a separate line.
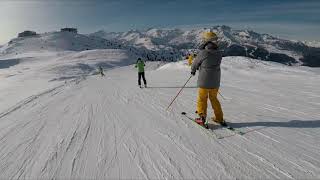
[197, 88, 224, 122]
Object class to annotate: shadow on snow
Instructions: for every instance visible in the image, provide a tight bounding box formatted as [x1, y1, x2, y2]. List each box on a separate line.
[229, 120, 320, 129]
[147, 86, 197, 89]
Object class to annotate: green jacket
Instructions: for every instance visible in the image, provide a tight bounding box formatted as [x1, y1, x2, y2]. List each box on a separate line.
[135, 60, 145, 73]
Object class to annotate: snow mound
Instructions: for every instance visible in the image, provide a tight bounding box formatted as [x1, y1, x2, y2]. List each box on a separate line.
[157, 56, 317, 77]
[157, 60, 189, 71]
[0, 32, 119, 56]
[48, 49, 135, 78]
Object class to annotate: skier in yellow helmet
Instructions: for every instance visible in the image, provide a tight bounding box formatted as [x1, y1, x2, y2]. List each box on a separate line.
[191, 31, 225, 128]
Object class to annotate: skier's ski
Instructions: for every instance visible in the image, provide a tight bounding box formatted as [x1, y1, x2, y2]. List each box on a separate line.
[181, 112, 223, 139]
[181, 112, 207, 128]
[182, 112, 245, 137]
[139, 85, 147, 89]
[212, 121, 245, 135]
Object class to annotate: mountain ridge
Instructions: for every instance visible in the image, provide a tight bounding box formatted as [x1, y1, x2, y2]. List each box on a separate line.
[1, 26, 319, 67]
[91, 25, 320, 67]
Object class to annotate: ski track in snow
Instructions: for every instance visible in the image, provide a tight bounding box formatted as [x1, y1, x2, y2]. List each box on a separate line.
[0, 59, 319, 179]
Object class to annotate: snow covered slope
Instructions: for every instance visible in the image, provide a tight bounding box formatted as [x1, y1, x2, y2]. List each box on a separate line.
[0, 52, 319, 179]
[0, 49, 136, 113]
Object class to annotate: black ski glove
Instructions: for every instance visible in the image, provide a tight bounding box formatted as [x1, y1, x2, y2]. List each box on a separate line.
[191, 71, 195, 76]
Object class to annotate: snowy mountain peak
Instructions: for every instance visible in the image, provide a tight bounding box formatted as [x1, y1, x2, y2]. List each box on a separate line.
[91, 25, 320, 67]
[304, 40, 320, 48]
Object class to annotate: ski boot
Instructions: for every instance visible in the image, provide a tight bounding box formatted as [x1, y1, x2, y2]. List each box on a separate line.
[212, 118, 227, 127]
[195, 116, 209, 129]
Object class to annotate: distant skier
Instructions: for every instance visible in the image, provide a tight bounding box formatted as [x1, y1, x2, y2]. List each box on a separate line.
[191, 31, 225, 126]
[187, 54, 193, 66]
[98, 66, 105, 77]
[135, 58, 147, 88]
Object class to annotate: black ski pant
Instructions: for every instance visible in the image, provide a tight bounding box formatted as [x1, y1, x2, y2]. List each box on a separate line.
[138, 72, 147, 86]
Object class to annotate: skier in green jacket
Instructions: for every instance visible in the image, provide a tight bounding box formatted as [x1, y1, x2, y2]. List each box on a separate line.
[135, 58, 147, 88]
[98, 66, 105, 77]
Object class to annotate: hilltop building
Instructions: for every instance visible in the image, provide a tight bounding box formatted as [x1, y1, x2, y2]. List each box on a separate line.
[18, 31, 37, 38]
[61, 28, 78, 33]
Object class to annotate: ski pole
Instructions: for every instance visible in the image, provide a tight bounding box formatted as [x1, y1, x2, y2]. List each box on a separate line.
[218, 91, 226, 100]
[166, 75, 193, 111]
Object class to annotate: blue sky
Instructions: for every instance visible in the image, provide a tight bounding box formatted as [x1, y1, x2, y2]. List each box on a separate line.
[0, 0, 319, 44]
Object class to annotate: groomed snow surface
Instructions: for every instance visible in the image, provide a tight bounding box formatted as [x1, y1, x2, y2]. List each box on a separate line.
[0, 51, 320, 179]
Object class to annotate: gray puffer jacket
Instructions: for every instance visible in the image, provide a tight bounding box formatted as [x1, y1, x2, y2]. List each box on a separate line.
[191, 43, 222, 89]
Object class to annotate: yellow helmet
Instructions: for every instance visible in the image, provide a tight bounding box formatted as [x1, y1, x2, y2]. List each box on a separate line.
[202, 31, 218, 42]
